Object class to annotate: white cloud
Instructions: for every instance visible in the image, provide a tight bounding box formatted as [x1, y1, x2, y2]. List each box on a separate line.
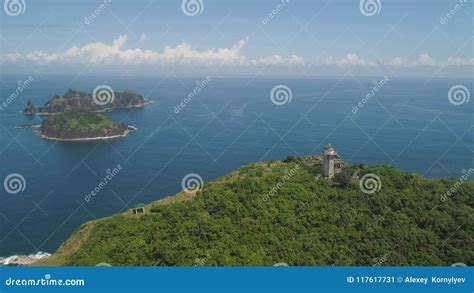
[415, 54, 436, 66]
[253, 54, 304, 66]
[336, 53, 367, 67]
[389, 54, 473, 69]
[3, 35, 303, 67]
[319, 53, 473, 70]
[323, 53, 376, 67]
[446, 57, 474, 66]
[3, 38, 472, 74]
[389, 57, 405, 69]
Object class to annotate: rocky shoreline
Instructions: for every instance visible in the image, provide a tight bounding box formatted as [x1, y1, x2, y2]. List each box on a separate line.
[29, 101, 155, 116]
[37, 125, 137, 141]
[22, 89, 153, 115]
[0, 252, 51, 266]
[34, 108, 137, 142]
[15, 124, 41, 129]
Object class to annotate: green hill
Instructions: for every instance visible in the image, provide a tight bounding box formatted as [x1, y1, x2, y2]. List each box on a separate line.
[23, 89, 151, 115]
[37, 108, 132, 140]
[37, 161, 473, 266]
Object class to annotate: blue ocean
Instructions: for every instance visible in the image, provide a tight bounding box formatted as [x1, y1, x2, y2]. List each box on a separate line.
[0, 75, 473, 258]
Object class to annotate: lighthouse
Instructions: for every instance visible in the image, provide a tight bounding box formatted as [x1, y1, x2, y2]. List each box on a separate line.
[323, 143, 342, 178]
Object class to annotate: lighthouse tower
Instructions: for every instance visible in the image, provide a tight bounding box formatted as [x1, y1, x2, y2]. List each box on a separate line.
[323, 143, 337, 178]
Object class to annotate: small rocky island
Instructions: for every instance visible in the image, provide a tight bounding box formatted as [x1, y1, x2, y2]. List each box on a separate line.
[37, 108, 136, 141]
[23, 89, 152, 115]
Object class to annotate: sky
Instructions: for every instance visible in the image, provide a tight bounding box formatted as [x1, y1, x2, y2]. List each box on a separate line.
[0, 0, 473, 77]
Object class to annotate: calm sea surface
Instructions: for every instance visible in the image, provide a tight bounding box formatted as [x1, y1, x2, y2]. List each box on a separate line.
[0, 75, 473, 257]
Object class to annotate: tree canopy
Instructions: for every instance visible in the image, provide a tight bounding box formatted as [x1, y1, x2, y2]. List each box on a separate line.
[62, 161, 473, 266]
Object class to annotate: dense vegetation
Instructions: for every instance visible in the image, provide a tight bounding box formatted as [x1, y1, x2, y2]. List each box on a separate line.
[59, 161, 472, 266]
[23, 89, 150, 114]
[38, 108, 128, 139]
[50, 108, 114, 133]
